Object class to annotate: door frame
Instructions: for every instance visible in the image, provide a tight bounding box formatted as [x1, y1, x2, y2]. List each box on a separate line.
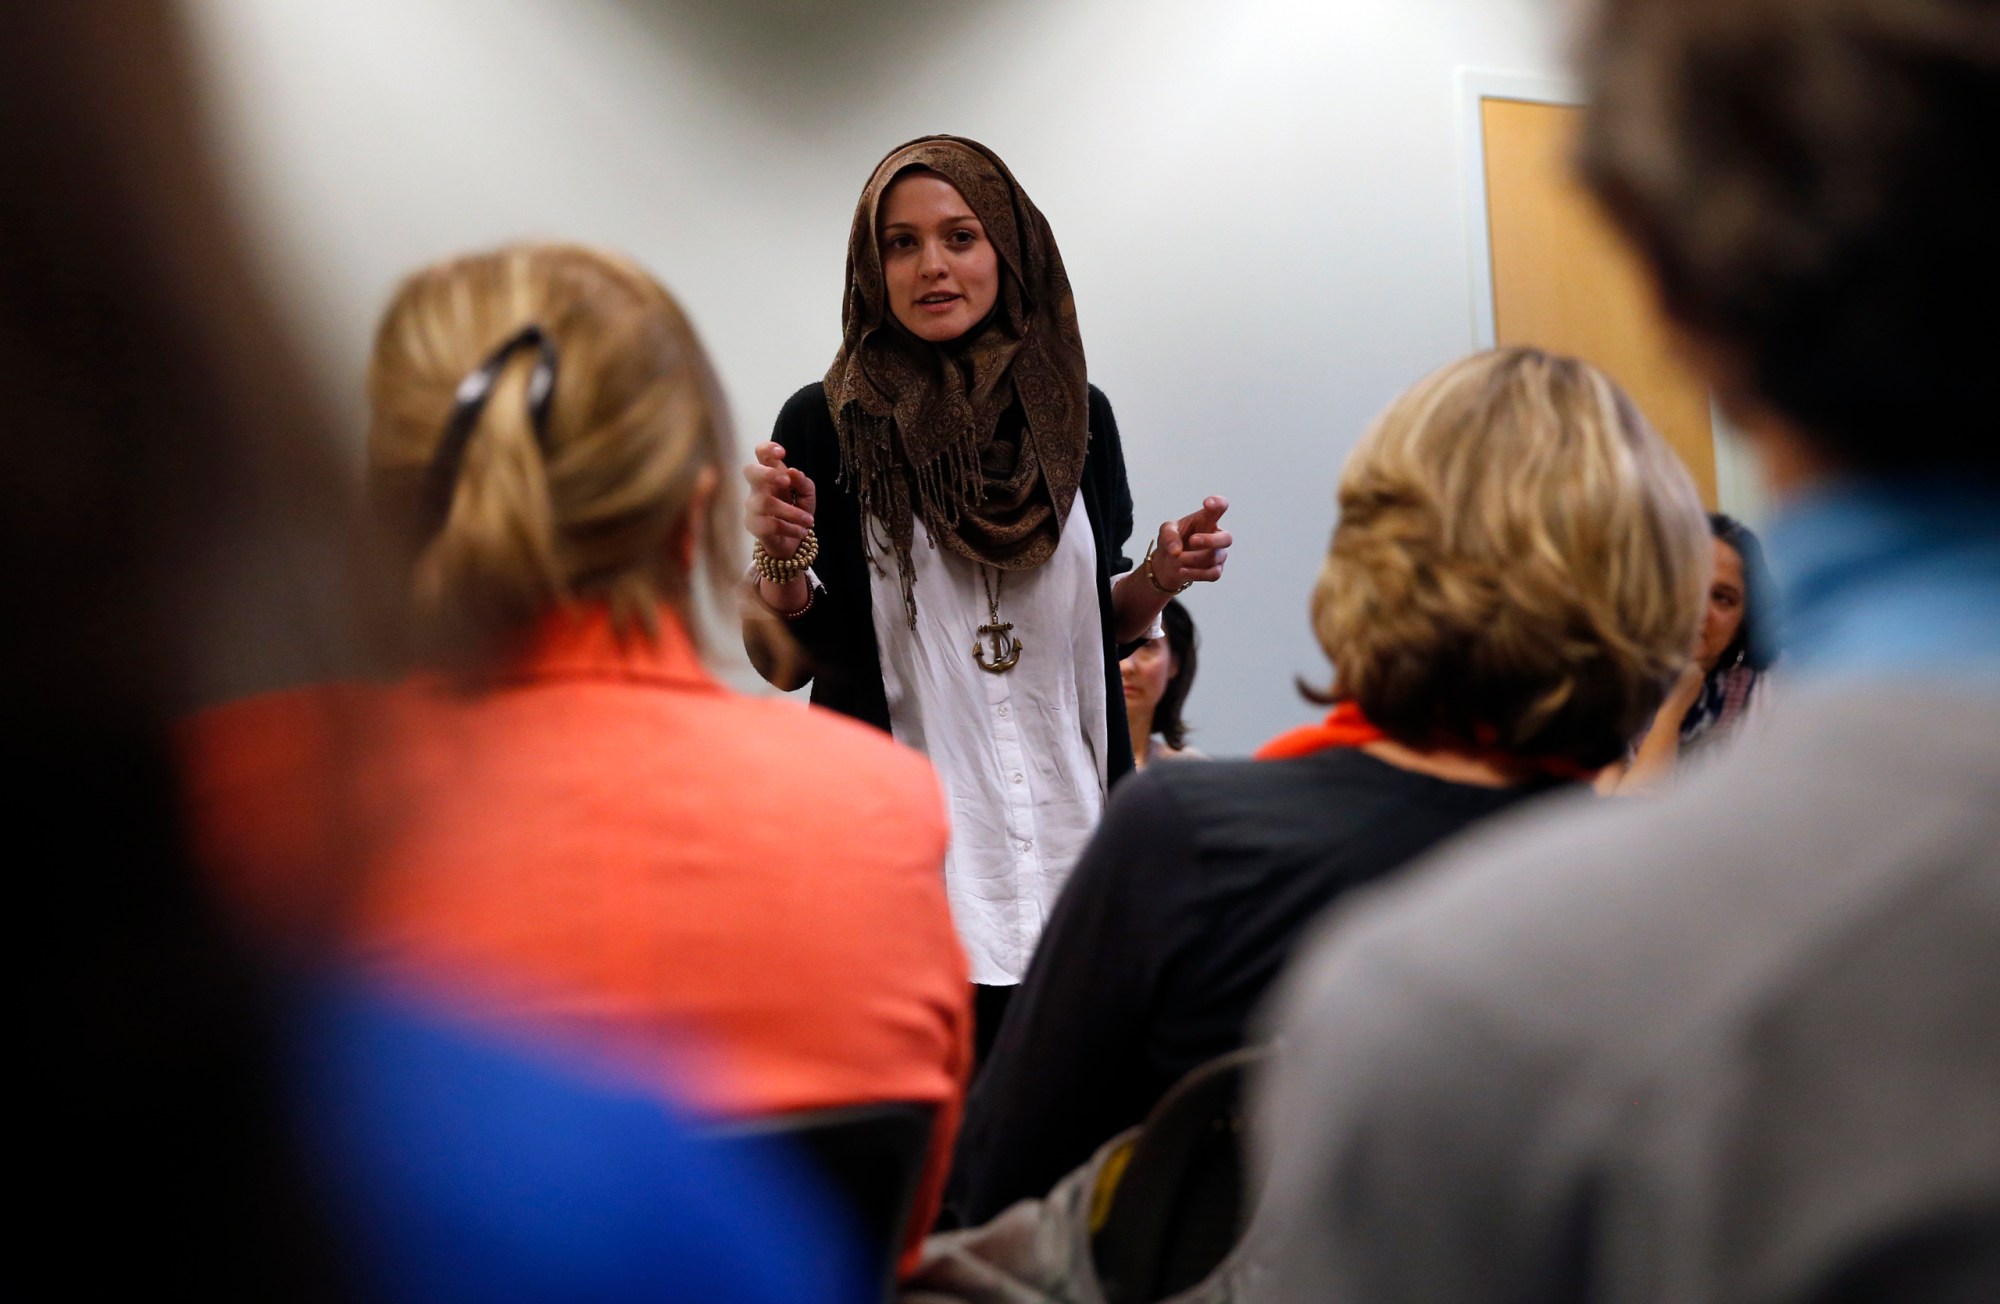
[1455, 68, 1581, 351]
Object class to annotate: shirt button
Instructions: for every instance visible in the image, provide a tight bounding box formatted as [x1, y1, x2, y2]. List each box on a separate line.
[1011, 772, 1024, 785]
[1017, 837, 1034, 851]
[997, 704, 1010, 718]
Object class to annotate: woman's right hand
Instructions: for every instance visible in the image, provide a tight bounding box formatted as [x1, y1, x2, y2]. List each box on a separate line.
[743, 441, 817, 559]
[1662, 660, 1706, 715]
[743, 443, 817, 618]
[1602, 661, 1708, 796]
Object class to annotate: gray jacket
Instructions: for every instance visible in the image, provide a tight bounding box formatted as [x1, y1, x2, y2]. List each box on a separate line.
[1253, 683, 2000, 1302]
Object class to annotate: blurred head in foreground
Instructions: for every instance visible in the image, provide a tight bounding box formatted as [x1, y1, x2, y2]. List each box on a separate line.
[3, 1, 354, 1294]
[1255, 7, 2000, 1300]
[1311, 347, 1710, 770]
[366, 245, 740, 664]
[1577, 0, 2000, 484]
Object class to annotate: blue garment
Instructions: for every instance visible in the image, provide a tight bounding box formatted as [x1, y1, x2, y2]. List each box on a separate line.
[1764, 475, 2000, 679]
[293, 979, 867, 1304]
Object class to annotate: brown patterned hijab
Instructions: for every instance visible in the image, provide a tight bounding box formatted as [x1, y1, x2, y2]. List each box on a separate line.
[825, 135, 1089, 627]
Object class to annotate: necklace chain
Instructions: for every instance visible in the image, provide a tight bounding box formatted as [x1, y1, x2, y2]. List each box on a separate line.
[982, 566, 1003, 622]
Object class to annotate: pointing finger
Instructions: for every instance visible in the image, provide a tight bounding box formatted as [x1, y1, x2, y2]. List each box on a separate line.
[1184, 496, 1228, 535]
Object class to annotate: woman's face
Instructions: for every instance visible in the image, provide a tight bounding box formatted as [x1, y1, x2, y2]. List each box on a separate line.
[1695, 537, 1747, 671]
[1121, 635, 1176, 721]
[878, 171, 1000, 343]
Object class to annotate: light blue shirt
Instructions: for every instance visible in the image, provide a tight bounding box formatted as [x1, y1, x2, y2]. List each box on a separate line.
[1765, 475, 2000, 680]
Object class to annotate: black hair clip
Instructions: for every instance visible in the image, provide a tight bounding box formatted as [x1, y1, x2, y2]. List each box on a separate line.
[421, 323, 560, 530]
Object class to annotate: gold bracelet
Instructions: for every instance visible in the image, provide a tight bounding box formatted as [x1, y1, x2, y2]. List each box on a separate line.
[1143, 539, 1192, 595]
[752, 528, 819, 584]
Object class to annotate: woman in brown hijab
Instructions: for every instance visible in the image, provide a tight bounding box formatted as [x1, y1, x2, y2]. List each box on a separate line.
[743, 135, 1231, 1036]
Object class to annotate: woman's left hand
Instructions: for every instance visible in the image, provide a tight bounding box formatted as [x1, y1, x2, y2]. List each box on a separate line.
[1150, 496, 1232, 589]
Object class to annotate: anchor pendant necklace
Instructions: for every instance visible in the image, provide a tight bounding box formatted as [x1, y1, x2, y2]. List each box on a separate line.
[974, 566, 1023, 674]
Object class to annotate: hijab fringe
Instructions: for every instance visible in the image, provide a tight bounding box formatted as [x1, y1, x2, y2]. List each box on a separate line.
[837, 406, 984, 628]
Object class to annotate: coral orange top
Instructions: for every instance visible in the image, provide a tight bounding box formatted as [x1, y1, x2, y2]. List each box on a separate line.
[181, 605, 971, 1264]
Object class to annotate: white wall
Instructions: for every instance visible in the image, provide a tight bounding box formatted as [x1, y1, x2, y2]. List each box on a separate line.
[183, 0, 1566, 754]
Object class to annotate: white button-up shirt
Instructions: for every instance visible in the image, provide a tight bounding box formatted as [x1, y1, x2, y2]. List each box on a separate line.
[868, 498, 1109, 985]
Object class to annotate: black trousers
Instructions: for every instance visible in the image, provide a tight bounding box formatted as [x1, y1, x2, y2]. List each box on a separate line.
[971, 982, 1017, 1077]
[938, 982, 1020, 1232]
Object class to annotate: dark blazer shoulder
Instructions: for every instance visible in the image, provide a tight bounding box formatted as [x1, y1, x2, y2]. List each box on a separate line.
[772, 382, 838, 481]
[774, 382, 835, 442]
[1081, 383, 1134, 573]
[778, 380, 830, 423]
[1086, 383, 1117, 434]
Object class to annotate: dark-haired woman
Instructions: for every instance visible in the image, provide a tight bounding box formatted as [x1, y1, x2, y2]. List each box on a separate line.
[742, 136, 1231, 1031]
[1604, 512, 1777, 792]
[1123, 597, 1208, 768]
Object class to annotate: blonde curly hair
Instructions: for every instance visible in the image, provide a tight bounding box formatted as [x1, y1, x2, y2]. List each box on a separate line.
[1311, 347, 1709, 768]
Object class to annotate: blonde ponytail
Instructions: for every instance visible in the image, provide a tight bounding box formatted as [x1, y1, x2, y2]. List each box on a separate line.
[410, 349, 566, 647]
[367, 245, 737, 664]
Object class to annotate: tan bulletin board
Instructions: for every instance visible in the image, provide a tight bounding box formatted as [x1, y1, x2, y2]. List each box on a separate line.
[1479, 95, 1718, 507]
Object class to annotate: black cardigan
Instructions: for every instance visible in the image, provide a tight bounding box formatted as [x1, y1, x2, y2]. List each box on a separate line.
[947, 750, 1572, 1224]
[757, 381, 1139, 784]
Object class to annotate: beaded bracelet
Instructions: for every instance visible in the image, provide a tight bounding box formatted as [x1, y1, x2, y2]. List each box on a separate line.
[748, 574, 816, 620]
[752, 528, 819, 584]
[773, 582, 816, 620]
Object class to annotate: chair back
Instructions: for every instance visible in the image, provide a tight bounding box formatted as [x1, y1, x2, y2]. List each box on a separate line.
[1092, 1047, 1269, 1304]
[715, 1101, 934, 1302]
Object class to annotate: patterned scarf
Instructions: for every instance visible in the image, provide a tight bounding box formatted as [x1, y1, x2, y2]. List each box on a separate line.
[1678, 661, 1761, 753]
[824, 135, 1089, 628]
